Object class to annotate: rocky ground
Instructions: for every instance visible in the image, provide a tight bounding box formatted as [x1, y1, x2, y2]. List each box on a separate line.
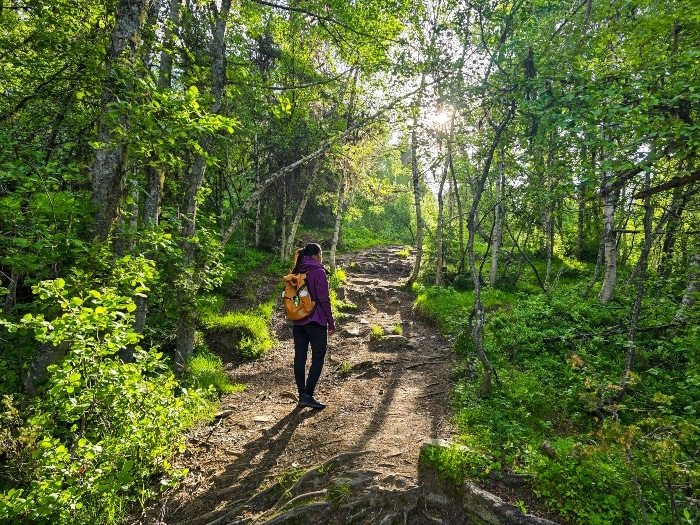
[134, 246, 561, 525]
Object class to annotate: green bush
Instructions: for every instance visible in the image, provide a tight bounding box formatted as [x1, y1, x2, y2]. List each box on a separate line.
[452, 274, 472, 291]
[0, 277, 212, 525]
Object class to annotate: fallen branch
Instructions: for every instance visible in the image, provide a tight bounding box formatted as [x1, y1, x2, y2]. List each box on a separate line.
[542, 322, 680, 343]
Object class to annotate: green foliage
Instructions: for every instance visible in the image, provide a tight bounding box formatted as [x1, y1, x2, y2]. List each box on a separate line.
[419, 274, 700, 525]
[220, 244, 271, 289]
[182, 344, 245, 395]
[342, 163, 416, 251]
[338, 362, 354, 377]
[421, 442, 493, 484]
[451, 274, 472, 292]
[370, 324, 385, 340]
[412, 284, 516, 334]
[201, 310, 274, 359]
[0, 278, 212, 524]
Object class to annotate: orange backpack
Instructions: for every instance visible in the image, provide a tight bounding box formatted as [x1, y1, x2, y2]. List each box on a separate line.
[282, 272, 316, 321]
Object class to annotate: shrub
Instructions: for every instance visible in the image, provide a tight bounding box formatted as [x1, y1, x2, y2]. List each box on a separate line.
[0, 278, 212, 525]
[452, 274, 472, 292]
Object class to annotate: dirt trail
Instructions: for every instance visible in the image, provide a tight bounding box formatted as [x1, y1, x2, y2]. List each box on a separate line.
[140, 246, 466, 524]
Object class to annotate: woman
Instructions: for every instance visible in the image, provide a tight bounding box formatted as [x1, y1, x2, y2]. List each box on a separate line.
[291, 243, 335, 409]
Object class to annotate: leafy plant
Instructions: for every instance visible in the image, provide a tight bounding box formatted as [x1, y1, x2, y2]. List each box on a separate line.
[370, 324, 385, 340]
[0, 276, 213, 524]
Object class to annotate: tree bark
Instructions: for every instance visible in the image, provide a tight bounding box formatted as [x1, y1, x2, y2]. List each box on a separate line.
[175, 0, 232, 375]
[488, 150, 505, 286]
[123, 0, 175, 363]
[91, 0, 151, 243]
[619, 173, 653, 400]
[435, 126, 452, 286]
[468, 113, 512, 395]
[406, 117, 424, 285]
[254, 131, 262, 249]
[658, 185, 685, 278]
[674, 249, 700, 324]
[330, 164, 351, 273]
[450, 155, 466, 275]
[2, 269, 19, 315]
[598, 175, 617, 303]
[285, 162, 320, 260]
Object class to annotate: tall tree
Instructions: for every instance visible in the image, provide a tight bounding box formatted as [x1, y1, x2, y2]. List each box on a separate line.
[91, 0, 153, 242]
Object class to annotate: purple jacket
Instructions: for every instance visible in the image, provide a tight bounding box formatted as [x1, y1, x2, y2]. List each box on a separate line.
[293, 256, 335, 331]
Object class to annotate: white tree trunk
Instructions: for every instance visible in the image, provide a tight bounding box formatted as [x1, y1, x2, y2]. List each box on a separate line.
[435, 143, 449, 286]
[330, 167, 350, 273]
[598, 177, 617, 303]
[90, 0, 150, 242]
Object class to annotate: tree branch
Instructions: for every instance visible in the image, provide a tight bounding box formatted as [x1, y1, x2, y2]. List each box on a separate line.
[632, 171, 700, 200]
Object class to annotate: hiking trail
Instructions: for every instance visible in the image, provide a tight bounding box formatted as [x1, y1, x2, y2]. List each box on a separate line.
[136, 246, 559, 525]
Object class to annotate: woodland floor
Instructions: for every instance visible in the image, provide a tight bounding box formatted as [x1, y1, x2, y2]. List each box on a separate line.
[134, 246, 560, 525]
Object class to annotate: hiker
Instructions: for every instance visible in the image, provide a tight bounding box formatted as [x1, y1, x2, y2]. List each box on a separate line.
[291, 243, 336, 409]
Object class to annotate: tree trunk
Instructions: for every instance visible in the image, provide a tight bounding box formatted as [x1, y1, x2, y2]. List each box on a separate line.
[285, 162, 319, 260]
[450, 155, 466, 275]
[278, 178, 287, 260]
[435, 135, 450, 286]
[254, 131, 262, 249]
[544, 202, 554, 288]
[406, 121, 424, 285]
[123, 0, 175, 363]
[175, 0, 232, 375]
[330, 165, 350, 273]
[658, 185, 685, 278]
[543, 137, 555, 288]
[577, 179, 586, 261]
[24, 341, 70, 397]
[2, 269, 19, 315]
[598, 175, 617, 303]
[488, 150, 505, 286]
[468, 115, 511, 395]
[674, 249, 700, 324]
[619, 173, 653, 400]
[91, 0, 151, 243]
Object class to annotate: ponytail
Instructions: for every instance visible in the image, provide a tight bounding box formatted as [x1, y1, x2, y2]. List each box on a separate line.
[292, 243, 322, 273]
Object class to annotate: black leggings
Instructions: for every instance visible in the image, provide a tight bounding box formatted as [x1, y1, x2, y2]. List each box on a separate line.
[292, 322, 327, 397]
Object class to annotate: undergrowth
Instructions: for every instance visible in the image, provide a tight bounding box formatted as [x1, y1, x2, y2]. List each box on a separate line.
[417, 269, 700, 525]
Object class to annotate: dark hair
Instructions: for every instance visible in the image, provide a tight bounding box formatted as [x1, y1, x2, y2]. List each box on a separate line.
[292, 243, 322, 273]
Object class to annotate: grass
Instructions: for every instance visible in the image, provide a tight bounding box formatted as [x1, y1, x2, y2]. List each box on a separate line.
[416, 254, 700, 525]
[184, 351, 245, 395]
[202, 310, 274, 359]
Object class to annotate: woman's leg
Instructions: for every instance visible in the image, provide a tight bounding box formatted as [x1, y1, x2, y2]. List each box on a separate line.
[303, 322, 328, 396]
[292, 324, 310, 396]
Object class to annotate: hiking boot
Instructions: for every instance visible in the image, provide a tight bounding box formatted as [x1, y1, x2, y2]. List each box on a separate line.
[299, 394, 326, 409]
